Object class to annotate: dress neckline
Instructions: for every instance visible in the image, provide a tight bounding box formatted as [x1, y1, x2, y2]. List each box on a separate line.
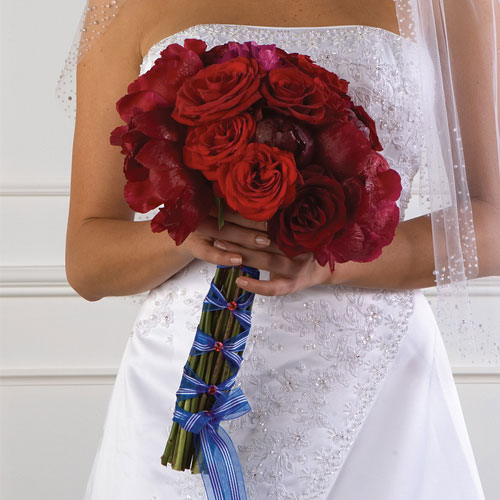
[142, 22, 408, 63]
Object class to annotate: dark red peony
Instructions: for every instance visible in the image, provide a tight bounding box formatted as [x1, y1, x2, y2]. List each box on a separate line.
[324, 151, 402, 263]
[203, 40, 282, 71]
[347, 102, 383, 151]
[316, 120, 372, 179]
[125, 40, 206, 110]
[254, 115, 315, 168]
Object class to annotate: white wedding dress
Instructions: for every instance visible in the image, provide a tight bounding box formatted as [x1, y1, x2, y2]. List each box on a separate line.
[83, 24, 486, 500]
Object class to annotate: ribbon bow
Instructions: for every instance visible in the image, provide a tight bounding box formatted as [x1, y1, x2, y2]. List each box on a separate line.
[190, 327, 250, 372]
[203, 283, 255, 329]
[176, 363, 237, 401]
[174, 388, 251, 500]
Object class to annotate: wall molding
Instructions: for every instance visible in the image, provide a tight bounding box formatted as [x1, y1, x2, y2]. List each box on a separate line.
[1, 366, 499, 386]
[0, 181, 69, 196]
[0, 367, 118, 386]
[0, 265, 149, 298]
[1, 265, 499, 298]
[0, 265, 75, 297]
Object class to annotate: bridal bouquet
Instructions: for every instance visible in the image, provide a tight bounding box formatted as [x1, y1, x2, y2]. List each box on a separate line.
[110, 37, 401, 500]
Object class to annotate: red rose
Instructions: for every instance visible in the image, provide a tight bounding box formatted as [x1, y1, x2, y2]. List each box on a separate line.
[217, 142, 298, 220]
[268, 167, 347, 270]
[261, 66, 328, 124]
[172, 57, 264, 125]
[278, 52, 349, 95]
[183, 113, 256, 181]
[274, 51, 350, 123]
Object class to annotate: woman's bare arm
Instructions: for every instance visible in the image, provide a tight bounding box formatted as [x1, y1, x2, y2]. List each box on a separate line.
[66, 1, 261, 302]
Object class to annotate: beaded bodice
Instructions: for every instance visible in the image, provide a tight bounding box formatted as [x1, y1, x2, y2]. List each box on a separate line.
[137, 23, 426, 222]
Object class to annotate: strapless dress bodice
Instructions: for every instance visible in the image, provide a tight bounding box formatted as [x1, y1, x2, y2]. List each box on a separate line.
[136, 23, 427, 223]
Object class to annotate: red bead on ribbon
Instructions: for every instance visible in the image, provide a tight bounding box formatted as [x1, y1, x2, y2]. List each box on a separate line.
[227, 301, 238, 311]
[208, 385, 218, 395]
[214, 341, 224, 352]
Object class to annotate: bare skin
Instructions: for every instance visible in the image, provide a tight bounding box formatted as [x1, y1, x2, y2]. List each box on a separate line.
[139, 0, 401, 59]
[66, 0, 500, 301]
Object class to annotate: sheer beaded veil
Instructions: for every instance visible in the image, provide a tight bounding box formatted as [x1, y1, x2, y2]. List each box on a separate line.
[55, 0, 500, 366]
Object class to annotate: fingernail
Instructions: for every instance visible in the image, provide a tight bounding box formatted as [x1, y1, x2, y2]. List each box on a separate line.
[255, 235, 271, 246]
[230, 256, 242, 265]
[237, 278, 248, 287]
[214, 240, 227, 250]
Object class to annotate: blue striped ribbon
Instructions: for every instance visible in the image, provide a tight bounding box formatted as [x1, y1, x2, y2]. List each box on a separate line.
[190, 327, 250, 372]
[202, 284, 255, 328]
[174, 388, 251, 500]
[171, 264, 259, 500]
[176, 362, 237, 402]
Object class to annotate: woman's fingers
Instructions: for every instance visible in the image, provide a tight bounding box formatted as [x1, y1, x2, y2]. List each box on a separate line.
[212, 239, 306, 277]
[185, 235, 243, 267]
[236, 274, 296, 296]
[198, 216, 277, 252]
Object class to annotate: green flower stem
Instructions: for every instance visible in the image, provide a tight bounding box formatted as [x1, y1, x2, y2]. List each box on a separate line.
[175, 266, 229, 469]
[199, 266, 240, 411]
[181, 292, 215, 469]
[162, 265, 258, 475]
[163, 266, 228, 469]
[161, 421, 179, 465]
[220, 315, 243, 382]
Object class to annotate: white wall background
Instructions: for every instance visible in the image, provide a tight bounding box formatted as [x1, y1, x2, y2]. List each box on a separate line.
[0, 1, 499, 499]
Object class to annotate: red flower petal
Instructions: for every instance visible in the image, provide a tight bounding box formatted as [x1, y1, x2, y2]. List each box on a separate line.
[135, 139, 183, 172]
[123, 178, 163, 213]
[123, 155, 148, 182]
[132, 107, 186, 142]
[116, 90, 169, 123]
[316, 121, 372, 179]
[110, 125, 127, 146]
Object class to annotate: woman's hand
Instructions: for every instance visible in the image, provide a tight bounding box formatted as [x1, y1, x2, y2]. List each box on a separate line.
[178, 204, 336, 296]
[177, 204, 274, 267]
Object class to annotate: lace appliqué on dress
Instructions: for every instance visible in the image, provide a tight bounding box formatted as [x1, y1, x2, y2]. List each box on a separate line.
[131, 259, 415, 499]
[225, 285, 415, 499]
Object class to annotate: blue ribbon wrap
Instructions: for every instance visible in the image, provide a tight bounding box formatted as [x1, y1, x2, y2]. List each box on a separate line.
[171, 264, 259, 500]
[190, 327, 250, 373]
[174, 388, 251, 500]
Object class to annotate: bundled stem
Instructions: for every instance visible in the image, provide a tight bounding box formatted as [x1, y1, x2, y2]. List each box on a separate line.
[161, 265, 255, 473]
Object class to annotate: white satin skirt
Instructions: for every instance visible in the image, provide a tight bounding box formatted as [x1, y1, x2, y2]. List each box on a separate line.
[83, 259, 485, 500]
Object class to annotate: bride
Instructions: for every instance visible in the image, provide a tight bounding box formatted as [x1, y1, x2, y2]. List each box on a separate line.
[61, 0, 500, 498]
